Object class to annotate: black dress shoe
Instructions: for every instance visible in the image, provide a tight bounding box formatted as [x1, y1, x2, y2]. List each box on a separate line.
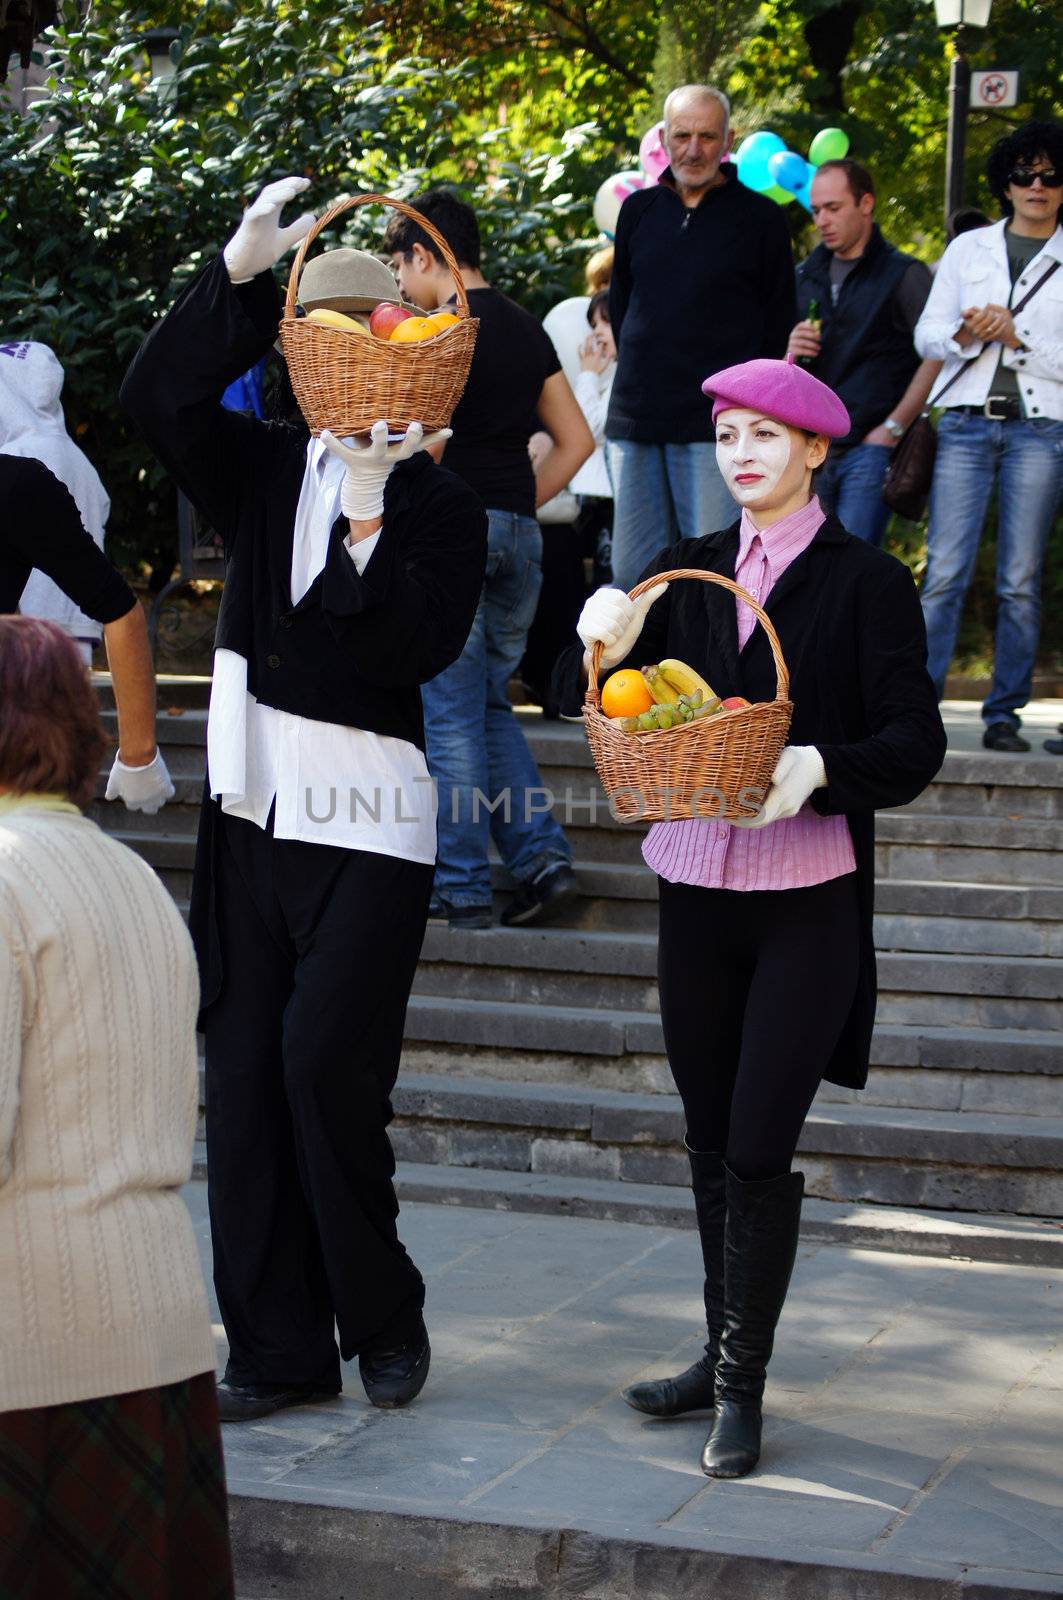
[216, 1379, 340, 1422]
[1044, 737, 1063, 756]
[359, 1314, 431, 1408]
[983, 723, 1030, 753]
[623, 1355, 716, 1418]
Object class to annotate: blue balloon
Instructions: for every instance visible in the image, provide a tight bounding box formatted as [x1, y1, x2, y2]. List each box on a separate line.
[734, 130, 786, 193]
[768, 150, 811, 194]
[794, 173, 815, 212]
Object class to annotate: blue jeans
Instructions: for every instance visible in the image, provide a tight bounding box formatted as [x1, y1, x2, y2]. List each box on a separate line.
[921, 411, 1063, 728]
[421, 509, 573, 908]
[816, 442, 893, 547]
[605, 439, 735, 592]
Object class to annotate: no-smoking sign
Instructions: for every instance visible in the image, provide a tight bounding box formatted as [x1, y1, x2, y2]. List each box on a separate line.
[972, 70, 1019, 108]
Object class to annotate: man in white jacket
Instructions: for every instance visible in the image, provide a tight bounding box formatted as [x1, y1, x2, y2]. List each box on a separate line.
[914, 119, 1063, 752]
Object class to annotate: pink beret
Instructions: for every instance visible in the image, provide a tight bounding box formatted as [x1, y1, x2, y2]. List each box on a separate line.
[701, 355, 851, 438]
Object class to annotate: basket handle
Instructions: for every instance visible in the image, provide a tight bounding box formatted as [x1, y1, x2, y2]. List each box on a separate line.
[284, 192, 471, 321]
[587, 566, 790, 704]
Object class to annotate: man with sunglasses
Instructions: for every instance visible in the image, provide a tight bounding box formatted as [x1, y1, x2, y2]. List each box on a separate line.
[915, 120, 1063, 752]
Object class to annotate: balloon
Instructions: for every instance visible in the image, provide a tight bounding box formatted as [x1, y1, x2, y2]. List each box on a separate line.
[734, 130, 786, 192]
[761, 182, 794, 205]
[768, 150, 811, 193]
[593, 169, 646, 238]
[638, 121, 670, 184]
[808, 127, 850, 166]
[794, 174, 815, 212]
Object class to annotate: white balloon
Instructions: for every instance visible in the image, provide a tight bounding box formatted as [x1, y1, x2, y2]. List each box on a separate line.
[593, 169, 646, 239]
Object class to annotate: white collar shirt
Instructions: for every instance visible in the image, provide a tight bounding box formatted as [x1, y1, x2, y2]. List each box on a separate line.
[205, 439, 437, 864]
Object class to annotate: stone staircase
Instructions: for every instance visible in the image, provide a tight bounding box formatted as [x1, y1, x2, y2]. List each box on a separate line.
[92, 680, 1063, 1260]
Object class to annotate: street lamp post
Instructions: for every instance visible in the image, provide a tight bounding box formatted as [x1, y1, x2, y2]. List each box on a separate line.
[933, 0, 993, 226]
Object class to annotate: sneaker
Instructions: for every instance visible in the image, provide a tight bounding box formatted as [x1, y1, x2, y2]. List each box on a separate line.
[1044, 737, 1063, 756]
[983, 723, 1030, 753]
[428, 895, 492, 930]
[501, 862, 578, 927]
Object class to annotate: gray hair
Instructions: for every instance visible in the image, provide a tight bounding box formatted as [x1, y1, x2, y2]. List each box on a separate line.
[663, 84, 731, 138]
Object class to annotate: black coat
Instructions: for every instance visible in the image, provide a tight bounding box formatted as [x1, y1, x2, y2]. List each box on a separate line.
[121, 255, 488, 750]
[121, 254, 488, 1018]
[553, 516, 947, 1090]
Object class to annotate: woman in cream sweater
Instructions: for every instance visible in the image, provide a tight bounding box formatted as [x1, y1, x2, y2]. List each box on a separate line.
[0, 616, 232, 1598]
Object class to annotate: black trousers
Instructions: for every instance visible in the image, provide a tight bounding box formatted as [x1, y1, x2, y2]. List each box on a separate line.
[204, 809, 434, 1389]
[657, 874, 860, 1181]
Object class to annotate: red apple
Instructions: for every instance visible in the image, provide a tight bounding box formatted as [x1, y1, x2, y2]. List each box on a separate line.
[720, 695, 751, 710]
[369, 302, 414, 339]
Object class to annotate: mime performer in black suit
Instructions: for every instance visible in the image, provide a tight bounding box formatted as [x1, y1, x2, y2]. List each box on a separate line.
[122, 177, 487, 1421]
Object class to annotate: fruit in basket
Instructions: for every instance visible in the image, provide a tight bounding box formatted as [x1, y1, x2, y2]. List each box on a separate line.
[642, 665, 681, 706]
[656, 658, 716, 700]
[306, 308, 371, 336]
[389, 316, 438, 343]
[721, 695, 751, 710]
[422, 311, 461, 335]
[369, 302, 414, 339]
[601, 669, 654, 719]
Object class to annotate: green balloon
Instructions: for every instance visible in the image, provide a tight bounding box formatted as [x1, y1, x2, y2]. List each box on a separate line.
[762, 182, 794, 204]
[809, 127, 850, 166]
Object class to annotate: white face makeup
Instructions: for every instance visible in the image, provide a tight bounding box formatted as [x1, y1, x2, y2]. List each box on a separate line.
[715, 410, 796, 506]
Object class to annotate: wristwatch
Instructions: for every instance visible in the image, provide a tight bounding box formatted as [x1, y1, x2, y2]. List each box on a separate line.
[883, 418, 905, 441]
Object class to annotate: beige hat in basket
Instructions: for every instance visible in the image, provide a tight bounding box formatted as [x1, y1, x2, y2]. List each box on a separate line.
[298, 247, 409, 315]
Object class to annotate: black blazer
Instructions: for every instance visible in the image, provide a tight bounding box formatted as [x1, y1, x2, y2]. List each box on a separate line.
[553, 516, 947, 1090]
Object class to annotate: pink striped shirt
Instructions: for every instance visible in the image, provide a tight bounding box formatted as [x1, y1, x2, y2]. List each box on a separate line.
[642, 495, 856, 892]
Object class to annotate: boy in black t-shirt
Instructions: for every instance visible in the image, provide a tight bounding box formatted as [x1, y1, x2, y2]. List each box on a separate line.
[383, 191, 593, 928]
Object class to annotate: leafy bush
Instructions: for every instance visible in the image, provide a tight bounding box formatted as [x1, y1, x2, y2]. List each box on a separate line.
[0, 1, 610, 579]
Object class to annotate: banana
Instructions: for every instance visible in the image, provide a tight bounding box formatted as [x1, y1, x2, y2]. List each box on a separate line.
[642, 665, 682, 706]
[306, 308, 371, 336]
[655, 658, 715, 702]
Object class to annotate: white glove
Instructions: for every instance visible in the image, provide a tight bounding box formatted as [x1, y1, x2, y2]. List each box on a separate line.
[577, 582, 670, 670]
[223, 176, 316, 284]
[320, 421, 452, 521]
[105, 750, 175, 816]
[731, 745, 826, 829]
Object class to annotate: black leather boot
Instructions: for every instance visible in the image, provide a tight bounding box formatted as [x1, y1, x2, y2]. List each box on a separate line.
[623, 1147, 725, 1418]
[700, 1165, 803, 1478]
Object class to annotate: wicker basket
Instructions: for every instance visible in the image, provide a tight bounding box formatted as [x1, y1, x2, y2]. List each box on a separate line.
[279, 193, 478, 435]
[583, 569, 793, 823]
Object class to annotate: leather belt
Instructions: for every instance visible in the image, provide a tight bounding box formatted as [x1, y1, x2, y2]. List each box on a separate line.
[954, 395, 1023, 421]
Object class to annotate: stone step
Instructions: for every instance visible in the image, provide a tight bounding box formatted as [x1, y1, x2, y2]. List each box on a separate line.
[412, 927, 1063, 1028]
[392, 1161, 1063, 1268]
[402, 998, 1062, 1105]
[387, 1073, 1063, 1217]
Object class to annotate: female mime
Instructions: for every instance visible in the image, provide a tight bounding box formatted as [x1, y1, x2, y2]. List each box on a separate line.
[559, 355, 946, 1478]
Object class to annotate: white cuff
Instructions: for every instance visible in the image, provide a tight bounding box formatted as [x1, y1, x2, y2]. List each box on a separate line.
[345, 529, 382, 574]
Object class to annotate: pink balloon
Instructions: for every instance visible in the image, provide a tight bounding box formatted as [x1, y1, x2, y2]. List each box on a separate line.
[639, 121, 670, 184]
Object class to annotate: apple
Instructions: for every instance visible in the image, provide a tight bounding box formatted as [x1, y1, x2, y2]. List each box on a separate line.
[369, 302, 414, 339]
[720, 695, 751, 710]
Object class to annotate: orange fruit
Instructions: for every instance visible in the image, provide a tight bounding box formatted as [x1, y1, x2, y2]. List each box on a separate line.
[389, 316, 434, 343]
[601, 669, 654, 719]
[422, 311, 460, 335]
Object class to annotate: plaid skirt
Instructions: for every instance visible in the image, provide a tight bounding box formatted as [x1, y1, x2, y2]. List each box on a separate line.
[0, 1372, 234, 1600]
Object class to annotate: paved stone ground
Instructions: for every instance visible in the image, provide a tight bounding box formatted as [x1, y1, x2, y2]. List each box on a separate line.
[940, 696, 1063, 753]
[182, 1183, 1063, 1596]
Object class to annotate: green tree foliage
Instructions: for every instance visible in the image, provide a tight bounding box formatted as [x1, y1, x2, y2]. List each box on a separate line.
[0, 0, 610, 575]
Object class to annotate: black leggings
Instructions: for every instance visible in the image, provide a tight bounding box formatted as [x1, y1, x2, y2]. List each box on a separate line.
[657, 874, 860, 1182]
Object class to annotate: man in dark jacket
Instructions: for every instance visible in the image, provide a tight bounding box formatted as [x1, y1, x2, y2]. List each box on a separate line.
[122, 178, 487, 1423]
[605, 84, 796, 589]
[787, 159, 939, 546]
